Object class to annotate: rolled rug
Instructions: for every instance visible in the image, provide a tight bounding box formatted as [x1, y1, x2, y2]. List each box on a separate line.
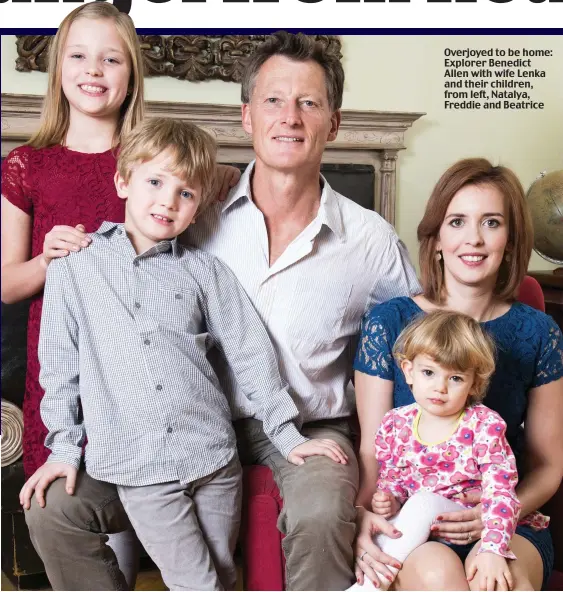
[1, 400, 24, 467]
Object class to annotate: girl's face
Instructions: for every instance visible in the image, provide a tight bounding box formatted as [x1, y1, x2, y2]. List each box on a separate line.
[401, 354, 475, 418]
[436, 183, 510, 293]
[61, 17, 131, 123]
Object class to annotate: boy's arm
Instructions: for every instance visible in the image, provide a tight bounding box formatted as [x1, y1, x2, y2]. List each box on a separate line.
[38, 258, 84, 469]
[203, 258, 307, 458]
[474, 411, 521, 559]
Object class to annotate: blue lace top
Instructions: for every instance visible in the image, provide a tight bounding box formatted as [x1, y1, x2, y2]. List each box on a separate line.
[353, 297, 563, 468]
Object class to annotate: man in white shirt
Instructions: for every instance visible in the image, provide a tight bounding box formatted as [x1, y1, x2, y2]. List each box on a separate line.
[189, 32, 421, 590]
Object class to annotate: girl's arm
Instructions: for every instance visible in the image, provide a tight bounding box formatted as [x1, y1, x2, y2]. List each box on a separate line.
[1, 198, 46, 304]
[517, 377, 563, 517]
[1, 198, 91, 304]
[355, 370, 394, 508]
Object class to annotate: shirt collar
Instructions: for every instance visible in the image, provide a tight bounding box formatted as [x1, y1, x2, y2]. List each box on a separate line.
[221, 161, 345, 241]
[95, 221, 181, 257]
[221, 161, 254, 213]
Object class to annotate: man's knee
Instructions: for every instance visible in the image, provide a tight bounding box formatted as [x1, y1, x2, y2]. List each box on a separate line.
[25, 477, 73, 534]
[26, 472, 124, 536]
[282, 487, 356, 538]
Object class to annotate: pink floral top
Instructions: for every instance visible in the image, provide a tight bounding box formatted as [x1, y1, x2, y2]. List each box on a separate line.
[375, 403, 550, 559]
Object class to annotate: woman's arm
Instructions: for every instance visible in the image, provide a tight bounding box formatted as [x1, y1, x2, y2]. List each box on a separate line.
[517, 376, 563, 517]
[1, 197, 46, 304]
[355, 370, 394, 508]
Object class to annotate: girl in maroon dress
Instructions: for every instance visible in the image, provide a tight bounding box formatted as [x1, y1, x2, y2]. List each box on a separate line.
[1, 4, 239, 486]
[1, 2, 145, 481]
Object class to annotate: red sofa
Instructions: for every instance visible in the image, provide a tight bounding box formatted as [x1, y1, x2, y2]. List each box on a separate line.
[239, 276, 563, 590]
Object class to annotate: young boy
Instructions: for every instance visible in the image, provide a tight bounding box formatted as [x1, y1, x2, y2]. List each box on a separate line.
[20, 118, 348, 591]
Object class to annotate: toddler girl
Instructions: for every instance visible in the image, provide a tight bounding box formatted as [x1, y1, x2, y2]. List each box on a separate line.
[352, 310, 548, 591]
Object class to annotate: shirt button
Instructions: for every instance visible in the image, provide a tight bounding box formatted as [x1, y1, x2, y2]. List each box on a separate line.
[134, 302, 141, 309]
[156, 384, 163, 391]
[167, 427, 173, 433]
[116, 229, 122, 235]
[133, 260, 139, 267]
[175, 293, 182, 300]
[144, 339, 150, 346]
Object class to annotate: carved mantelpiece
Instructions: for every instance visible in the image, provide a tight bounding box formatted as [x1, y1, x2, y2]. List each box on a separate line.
[1, 93, 424, 226]
[15, 35, 342, 83]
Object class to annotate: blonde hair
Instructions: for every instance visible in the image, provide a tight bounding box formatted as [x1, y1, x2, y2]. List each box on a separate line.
[418, 158, 533, 304]
[28, 3, 145, 149]
[393, 310, 496, 405]
[117, 118, 217, 212]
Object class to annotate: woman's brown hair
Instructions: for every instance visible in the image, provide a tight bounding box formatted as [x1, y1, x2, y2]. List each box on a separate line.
[28, 2, 145, 149]
[418, 158, 533, 304]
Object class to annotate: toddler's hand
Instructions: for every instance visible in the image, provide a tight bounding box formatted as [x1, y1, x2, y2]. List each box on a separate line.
[466, 551, 514, 591]
[371, 489, 401, 519]
[287, 439, 348, 466]
[19, 462, 78, 510]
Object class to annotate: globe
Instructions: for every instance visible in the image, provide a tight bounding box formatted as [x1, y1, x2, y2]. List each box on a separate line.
[526, 170, 563, 266]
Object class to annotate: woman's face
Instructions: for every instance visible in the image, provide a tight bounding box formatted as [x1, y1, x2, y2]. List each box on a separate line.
[437, 183, 510, 293]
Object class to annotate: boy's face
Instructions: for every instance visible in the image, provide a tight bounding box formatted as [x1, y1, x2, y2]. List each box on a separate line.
[401, 354, 475, 418]
[115, 149, 202, 254]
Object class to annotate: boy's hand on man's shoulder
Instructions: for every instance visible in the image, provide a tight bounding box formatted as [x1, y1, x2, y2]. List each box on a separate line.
[19, 462, 78, 510]
[287, 439, 349, 466]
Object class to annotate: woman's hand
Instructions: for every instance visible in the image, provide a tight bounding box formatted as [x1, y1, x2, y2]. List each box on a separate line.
[430, 501, 484, 544]
[354, 507, 403, 587]
[41, 224, 91, 268]
[213, 165, 241, 202]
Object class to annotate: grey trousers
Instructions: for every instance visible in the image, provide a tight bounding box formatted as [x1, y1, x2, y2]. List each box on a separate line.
[235, 417, 359, 591]
[25, 456, 241, 591]
[117, 456, 242, 591]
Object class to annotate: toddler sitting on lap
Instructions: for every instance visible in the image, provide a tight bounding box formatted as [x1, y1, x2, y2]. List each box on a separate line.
[350, 311, 549, 591]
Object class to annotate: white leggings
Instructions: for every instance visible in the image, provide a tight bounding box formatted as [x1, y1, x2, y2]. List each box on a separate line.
[348, 492, 464, 591]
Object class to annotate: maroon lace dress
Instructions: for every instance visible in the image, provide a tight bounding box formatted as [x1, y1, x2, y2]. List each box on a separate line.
[1, 145, 124, 477]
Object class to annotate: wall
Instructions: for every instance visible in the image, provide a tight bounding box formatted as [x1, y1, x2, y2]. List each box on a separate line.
[2, 34, 562, 271]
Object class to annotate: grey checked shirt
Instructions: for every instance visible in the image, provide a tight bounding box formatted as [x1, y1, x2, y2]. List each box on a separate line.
[39, 222, 307, 487]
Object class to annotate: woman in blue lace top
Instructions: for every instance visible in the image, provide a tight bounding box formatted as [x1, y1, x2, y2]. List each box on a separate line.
[353, 159, 563, 591]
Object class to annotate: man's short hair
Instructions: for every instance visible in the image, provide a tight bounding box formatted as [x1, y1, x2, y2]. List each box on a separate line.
[117, 117, 217, 212]
[241, 32, 344, 112]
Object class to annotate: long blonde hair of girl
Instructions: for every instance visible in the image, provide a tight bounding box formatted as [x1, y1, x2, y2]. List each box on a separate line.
[28, 2, 145, 149]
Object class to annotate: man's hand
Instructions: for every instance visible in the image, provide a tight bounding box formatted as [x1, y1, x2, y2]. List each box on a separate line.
[371, 489, 401, 519]
[287, 439, 348, 466]
[466, 552, 513, 591]
[354, 507, 403, 587]
[213, 165, 241, 202]
[19, 462, 78, 510]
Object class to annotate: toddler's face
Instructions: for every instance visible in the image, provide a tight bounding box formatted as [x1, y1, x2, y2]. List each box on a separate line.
[401, 354, 475, 418]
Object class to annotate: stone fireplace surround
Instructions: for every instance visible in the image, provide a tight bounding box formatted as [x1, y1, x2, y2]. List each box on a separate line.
[1, 93, 423, 227]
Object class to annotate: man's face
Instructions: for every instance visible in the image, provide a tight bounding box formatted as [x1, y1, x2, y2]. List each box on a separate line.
[242, 55, 341, 174]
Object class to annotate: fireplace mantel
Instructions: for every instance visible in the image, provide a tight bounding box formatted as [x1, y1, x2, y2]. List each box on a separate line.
[1, 93, 424, 226]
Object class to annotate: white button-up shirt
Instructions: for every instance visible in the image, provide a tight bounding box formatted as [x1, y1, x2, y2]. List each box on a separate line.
[188, 162, 421, 423]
